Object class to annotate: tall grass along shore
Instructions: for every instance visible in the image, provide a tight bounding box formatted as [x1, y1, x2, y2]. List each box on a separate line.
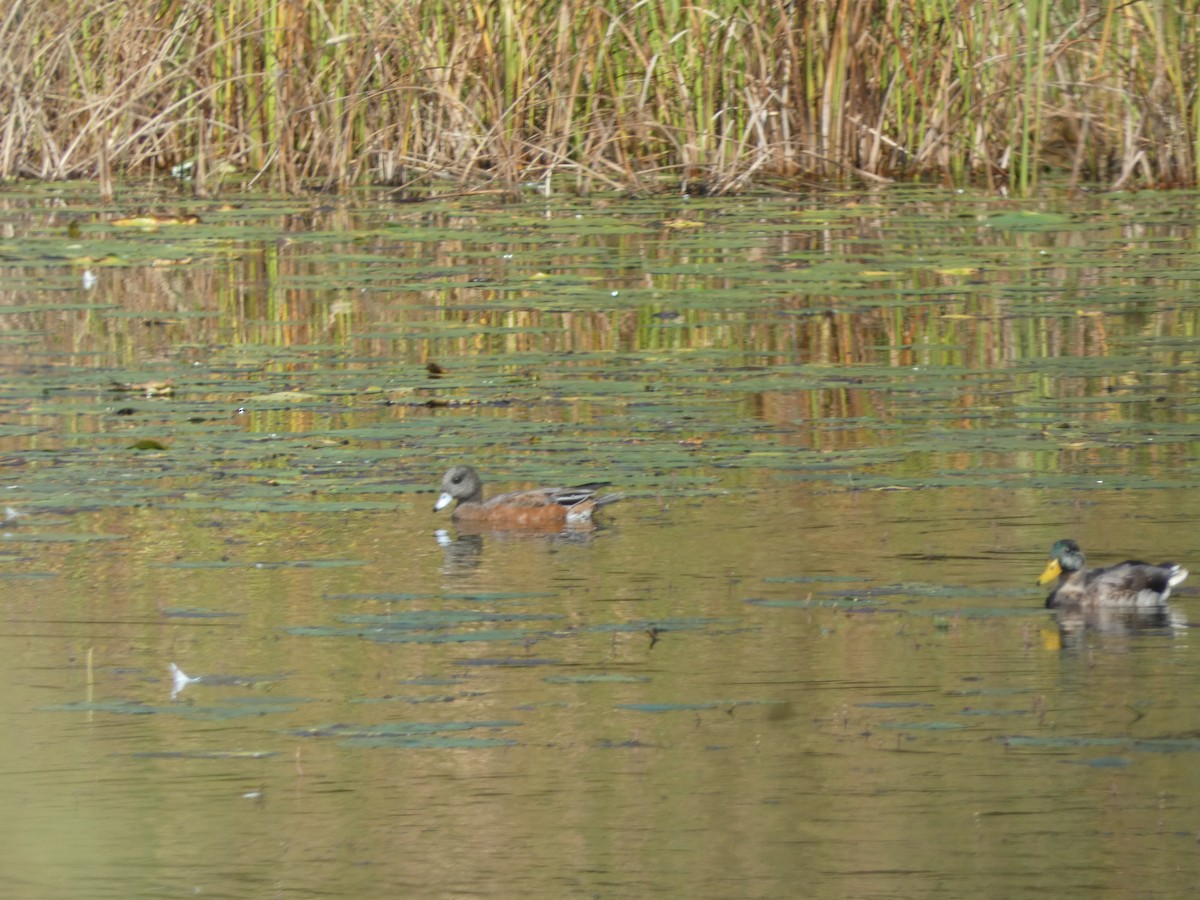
[2, 0, 1196, 196]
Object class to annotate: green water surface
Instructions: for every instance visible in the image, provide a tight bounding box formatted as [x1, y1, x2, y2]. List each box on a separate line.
[1, 183, 1199, 898]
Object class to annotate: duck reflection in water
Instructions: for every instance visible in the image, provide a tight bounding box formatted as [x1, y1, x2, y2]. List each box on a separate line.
[1037, 538, 1189, 642]
[433, 526, 601, 574]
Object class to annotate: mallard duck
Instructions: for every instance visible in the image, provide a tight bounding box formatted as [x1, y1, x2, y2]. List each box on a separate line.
[1038, 539, 1188, 610]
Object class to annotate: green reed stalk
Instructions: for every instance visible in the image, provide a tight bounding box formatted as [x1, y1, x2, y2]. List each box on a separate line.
[1017, 0, 1044, 195]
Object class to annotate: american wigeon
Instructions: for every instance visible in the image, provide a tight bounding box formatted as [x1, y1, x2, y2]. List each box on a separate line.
[1038, 538, 1188, 610]
[433, 465, 622, 529]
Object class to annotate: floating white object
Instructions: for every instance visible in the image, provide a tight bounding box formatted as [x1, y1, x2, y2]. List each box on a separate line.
[169, 662, 202, 699]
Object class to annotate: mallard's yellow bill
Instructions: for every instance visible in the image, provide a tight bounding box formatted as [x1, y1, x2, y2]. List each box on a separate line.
[1037, 559, 1063, 585]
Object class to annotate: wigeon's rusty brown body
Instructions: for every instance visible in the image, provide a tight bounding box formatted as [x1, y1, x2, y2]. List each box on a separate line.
[434, 465, 622, 529]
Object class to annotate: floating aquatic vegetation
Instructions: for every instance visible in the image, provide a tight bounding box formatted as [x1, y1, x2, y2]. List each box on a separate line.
[1000, 736, 1200, 753]
[582, 617, 738, 634]
[293, 720, 521, 750]
[745, 597, 881, 610]
[616, 700, 781, 714]
[41, 699, 299, 720]
[128, 750, 278, 759]
[1, 533, 127, 543]
[455, 658, 562, 667]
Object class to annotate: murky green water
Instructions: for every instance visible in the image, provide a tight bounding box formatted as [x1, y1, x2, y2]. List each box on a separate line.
[3, 184, 1200, 897]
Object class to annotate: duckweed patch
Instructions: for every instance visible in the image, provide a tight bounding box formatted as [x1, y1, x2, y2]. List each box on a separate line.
[544, 674, 651, 684]
[294, 720, 521, 749]
[159, 607, 244, 619]
[128, 750, 279, 759]
[455, 658, 563, 667]
[745, 597, 881, 609]
[1000, 735, 1200, 753]
[42, 699, 299, 719]
[616, 700, 781, 714]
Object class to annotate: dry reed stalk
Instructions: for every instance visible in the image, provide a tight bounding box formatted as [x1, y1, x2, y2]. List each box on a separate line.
[0, 0, 1198, 195]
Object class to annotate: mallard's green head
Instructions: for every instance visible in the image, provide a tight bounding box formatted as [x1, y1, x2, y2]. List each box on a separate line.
[1038, 539, 1086, 585]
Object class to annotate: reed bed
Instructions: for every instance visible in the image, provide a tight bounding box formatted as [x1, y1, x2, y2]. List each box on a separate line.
[1, 0, 1197, 196]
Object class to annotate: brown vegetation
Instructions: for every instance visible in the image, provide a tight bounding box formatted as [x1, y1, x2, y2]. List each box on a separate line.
[1, 0, 1196, 196]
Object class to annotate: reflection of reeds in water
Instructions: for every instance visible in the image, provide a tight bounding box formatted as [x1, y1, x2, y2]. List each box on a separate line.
[1, 194, 1197, 382]
[1, 1, 1197, 194]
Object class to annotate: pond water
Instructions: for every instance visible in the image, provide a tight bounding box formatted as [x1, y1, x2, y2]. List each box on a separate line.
[2, 184, 1200, 897]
